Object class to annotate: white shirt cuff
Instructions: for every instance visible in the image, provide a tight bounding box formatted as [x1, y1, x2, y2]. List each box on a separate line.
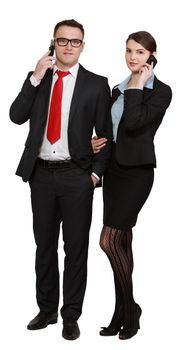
[91, 172, 100, 182]
[30, 74, 41, 87]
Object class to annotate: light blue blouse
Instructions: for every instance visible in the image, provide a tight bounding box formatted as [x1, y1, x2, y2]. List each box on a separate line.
[112, 74, 155, 141]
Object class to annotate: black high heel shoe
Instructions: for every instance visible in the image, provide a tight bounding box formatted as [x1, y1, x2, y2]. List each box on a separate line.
[100, 304, 124, 336]
[119, 304, 142, 340]
[100, 325, 121, 336]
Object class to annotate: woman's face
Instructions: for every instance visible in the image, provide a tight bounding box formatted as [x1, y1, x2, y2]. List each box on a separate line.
[125, 39, 151, 73]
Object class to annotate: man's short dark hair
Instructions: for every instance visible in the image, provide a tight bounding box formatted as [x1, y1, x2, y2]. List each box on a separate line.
[53, 19, 84, 38]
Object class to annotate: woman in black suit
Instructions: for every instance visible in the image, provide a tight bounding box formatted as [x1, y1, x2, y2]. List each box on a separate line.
[92, 31, 172, 340]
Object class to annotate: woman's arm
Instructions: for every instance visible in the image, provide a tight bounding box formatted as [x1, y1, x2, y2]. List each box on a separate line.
[123, 82, 172, 131]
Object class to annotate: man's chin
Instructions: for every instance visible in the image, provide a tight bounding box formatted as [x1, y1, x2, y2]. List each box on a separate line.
[57, 59, 77, 69]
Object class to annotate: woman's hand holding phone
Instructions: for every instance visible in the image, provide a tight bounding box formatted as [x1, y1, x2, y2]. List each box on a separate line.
[137, 55, 156, 89]
[138, 62, 153, 87]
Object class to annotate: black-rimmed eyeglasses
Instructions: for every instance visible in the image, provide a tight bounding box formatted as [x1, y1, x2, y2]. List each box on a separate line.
[55, 37, 83, 47]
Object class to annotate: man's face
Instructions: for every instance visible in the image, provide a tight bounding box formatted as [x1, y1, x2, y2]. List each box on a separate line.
[54, 25, 84, 69]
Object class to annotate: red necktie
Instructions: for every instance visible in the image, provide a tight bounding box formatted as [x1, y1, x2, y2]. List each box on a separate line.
[47, 70, 70, 144]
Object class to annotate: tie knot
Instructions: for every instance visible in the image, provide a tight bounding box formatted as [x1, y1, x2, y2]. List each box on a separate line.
[56, 70, 70, 79]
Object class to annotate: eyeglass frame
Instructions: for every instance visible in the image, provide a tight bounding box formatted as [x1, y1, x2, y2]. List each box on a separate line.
[54, 37, 83, 47]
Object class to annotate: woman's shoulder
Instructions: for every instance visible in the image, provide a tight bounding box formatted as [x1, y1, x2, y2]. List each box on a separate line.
[153, 76, 172, 95]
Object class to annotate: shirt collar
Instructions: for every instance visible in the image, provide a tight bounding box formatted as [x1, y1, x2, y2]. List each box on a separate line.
[117, 76, 131, 93]
[53, 62, 79, 78]
[117, 73, 155, 93]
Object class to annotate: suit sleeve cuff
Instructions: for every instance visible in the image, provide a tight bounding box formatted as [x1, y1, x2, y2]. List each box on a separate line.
[126, 87, 143, 90]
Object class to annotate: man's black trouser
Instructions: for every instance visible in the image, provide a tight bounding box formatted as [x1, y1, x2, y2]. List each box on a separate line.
[29, 159, 94, 321]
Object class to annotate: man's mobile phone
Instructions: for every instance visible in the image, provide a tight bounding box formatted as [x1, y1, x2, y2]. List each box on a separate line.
[146, 55, 157, 68]
[49, 39, 55, 56]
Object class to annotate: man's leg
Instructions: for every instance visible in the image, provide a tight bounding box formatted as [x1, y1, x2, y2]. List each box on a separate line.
[29, 165, 62, 313]
[57, 167, 94, 321]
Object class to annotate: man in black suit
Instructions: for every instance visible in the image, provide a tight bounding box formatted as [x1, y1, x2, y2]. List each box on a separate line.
[10, 19, 111, 340]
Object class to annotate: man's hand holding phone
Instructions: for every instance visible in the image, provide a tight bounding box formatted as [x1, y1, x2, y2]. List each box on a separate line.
[33, 51, 55, 82]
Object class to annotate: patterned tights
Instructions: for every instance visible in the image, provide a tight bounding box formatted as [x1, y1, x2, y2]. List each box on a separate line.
[100, 225, 138, 329]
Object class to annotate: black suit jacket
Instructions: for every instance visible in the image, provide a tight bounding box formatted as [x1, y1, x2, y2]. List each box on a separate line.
[10, 65, 112, 182]
[113, 76, 172, 167]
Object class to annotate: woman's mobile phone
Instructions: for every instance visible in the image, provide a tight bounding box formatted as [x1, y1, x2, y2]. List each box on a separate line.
[146, 55, 157, 68]
[49, 39, 55, 56]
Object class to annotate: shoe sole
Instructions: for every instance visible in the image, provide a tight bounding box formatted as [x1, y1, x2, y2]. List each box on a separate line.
[62, 332, 80, 341]
[99, 330, 120, 336]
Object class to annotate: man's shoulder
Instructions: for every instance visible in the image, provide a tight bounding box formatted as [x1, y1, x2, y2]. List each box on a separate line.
[79, 64, 108, 82]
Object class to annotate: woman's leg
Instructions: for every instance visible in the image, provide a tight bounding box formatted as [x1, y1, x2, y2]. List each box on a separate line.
[123, 229, 134, 273]
[100, 225, 140, 334]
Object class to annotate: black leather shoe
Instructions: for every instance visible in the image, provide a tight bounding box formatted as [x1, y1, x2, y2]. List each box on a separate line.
[27, 311, 58, 330]
[62, 321, 80, 340]
[100, 326, 121, 336]
[119, 305, 142, 340]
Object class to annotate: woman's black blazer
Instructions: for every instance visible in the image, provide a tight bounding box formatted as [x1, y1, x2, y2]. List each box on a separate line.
[113, 76, 172, 167]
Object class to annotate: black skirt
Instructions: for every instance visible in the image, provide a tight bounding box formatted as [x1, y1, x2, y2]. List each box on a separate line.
[103, 145, 154, 230]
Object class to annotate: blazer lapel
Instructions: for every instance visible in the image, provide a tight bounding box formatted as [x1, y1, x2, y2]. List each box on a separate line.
[111, 87, 122, 106]
[42, 69, 53, 113]
[68, 64, 87, 124]
[35, 69, 53, 131]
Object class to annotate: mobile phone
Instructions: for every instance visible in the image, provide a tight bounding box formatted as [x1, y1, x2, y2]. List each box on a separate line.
[49, 39, 55, 56]
[146, 55, 157, 68]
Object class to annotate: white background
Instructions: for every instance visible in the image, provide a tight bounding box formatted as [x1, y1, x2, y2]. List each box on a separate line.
[0, 0, 183, 349]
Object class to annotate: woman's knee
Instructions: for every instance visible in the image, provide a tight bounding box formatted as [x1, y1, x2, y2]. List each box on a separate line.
[99, 226, 115, 253]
